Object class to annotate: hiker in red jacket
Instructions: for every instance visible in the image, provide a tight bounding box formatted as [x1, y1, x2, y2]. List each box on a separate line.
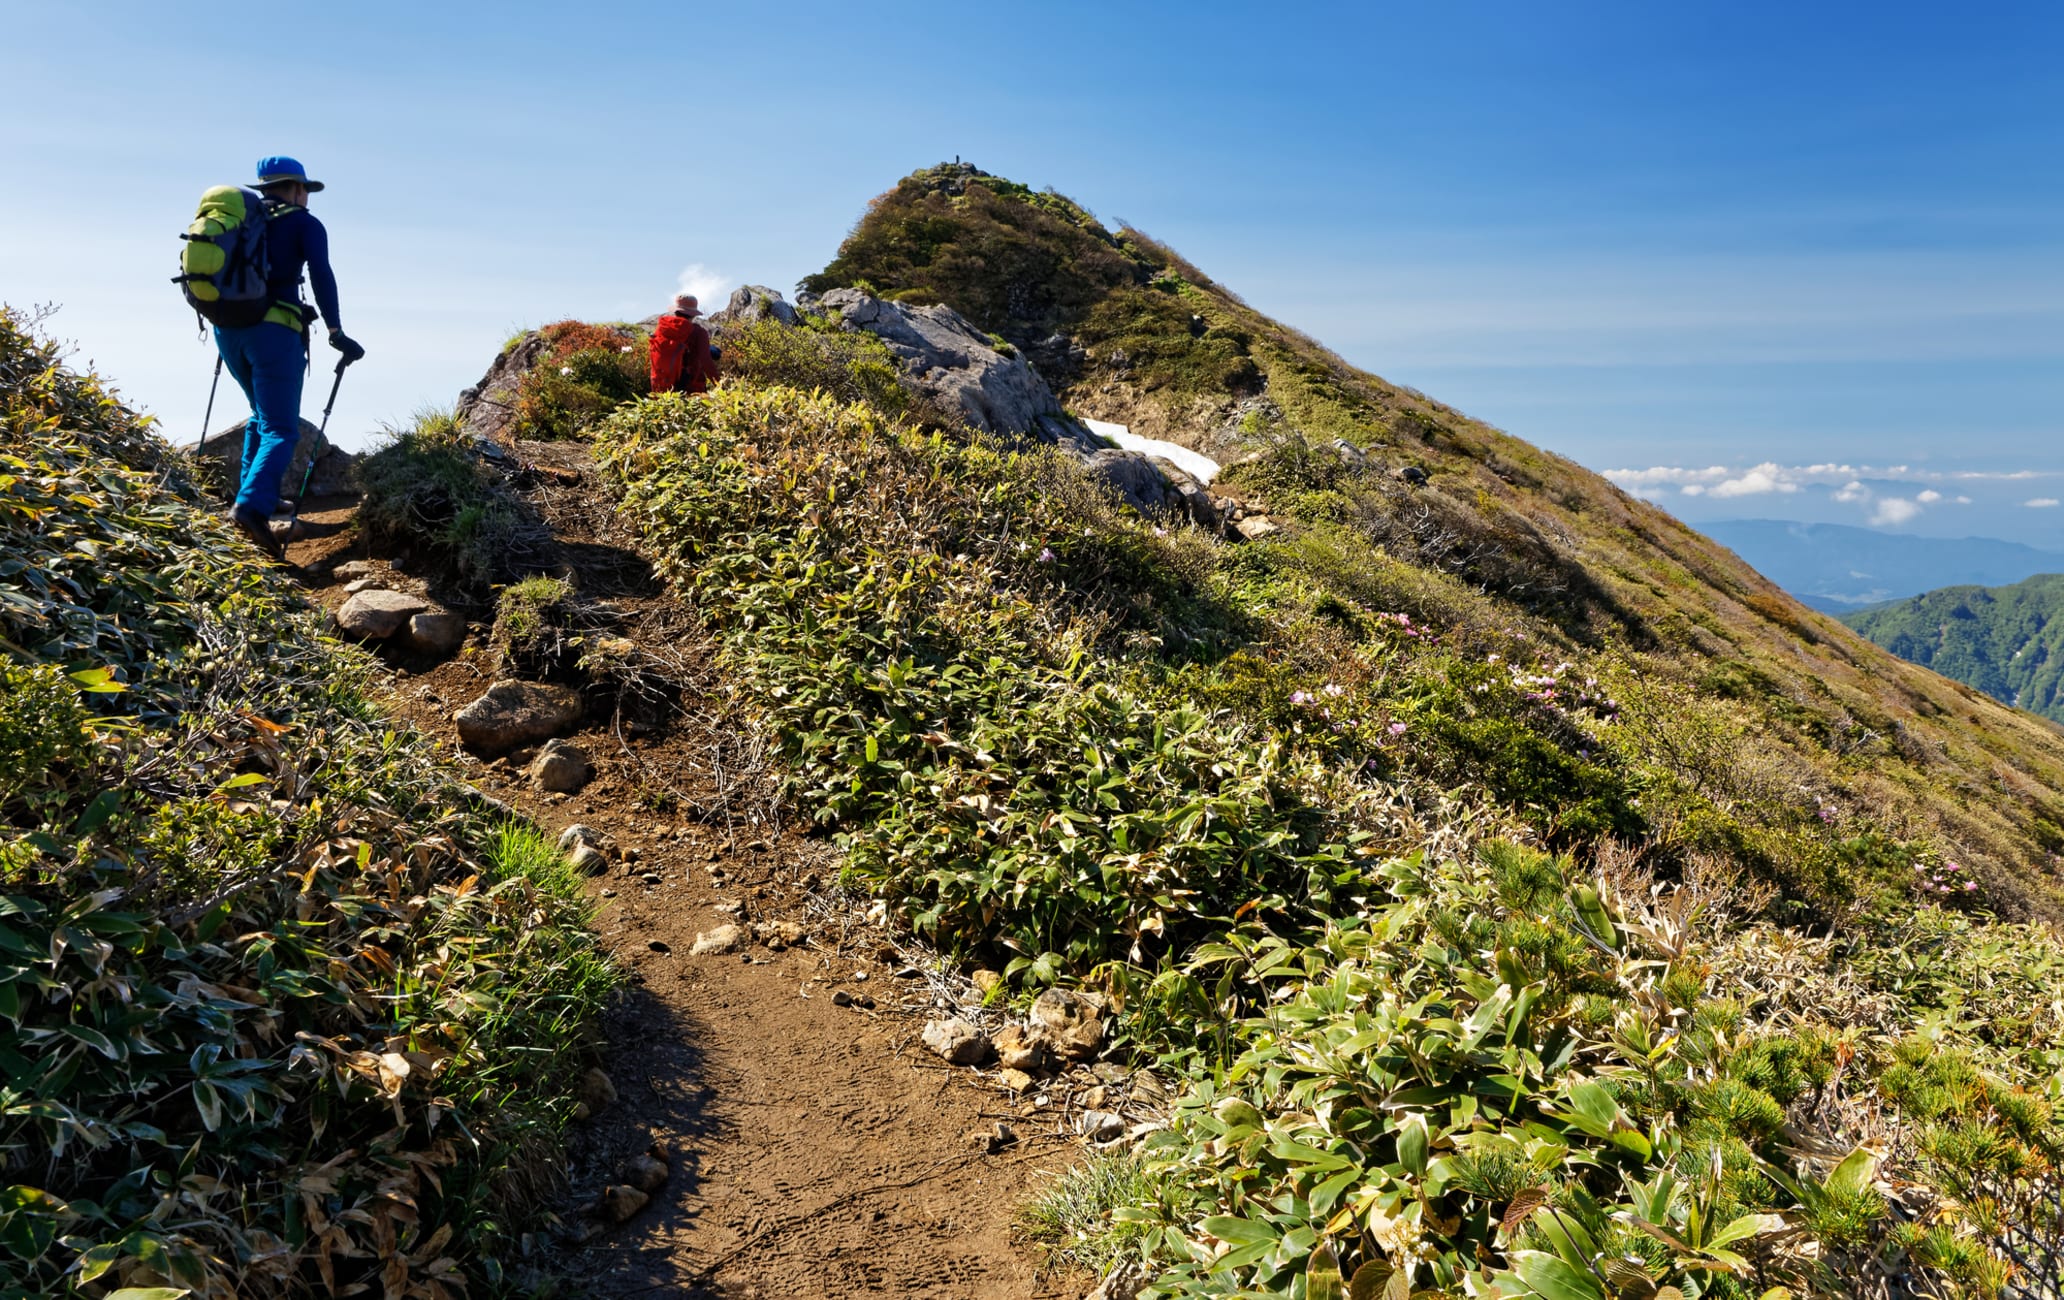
[649, 294, 718, 395]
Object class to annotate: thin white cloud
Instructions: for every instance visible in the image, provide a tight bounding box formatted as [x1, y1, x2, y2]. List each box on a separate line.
[1955, 495, 1973, 504]
[675, 262, 733, 310]
[1833, 480, 1870, 503]
[1915, 489, 1942, 503]
[1870, 498, 1922, 526]
[1608, 465, 1732, 489]
[2024, 498, 2061, 508]
[1709, 464, 1802, 498]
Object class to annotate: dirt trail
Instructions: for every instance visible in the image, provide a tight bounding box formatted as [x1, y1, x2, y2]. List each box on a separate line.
[283, 444, 1087, 1298]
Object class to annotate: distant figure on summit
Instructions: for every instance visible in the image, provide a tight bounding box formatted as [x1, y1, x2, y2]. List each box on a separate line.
[649, 294, 718, 395]
[204, 157, 363, 559]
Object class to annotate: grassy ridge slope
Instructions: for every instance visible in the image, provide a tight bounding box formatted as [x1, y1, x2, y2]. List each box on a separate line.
[590, 363, 2063, 1298]
[0, 311, 613, 1298]
[805, 163, 2064, 921]
[1843, 575, 2064, 724]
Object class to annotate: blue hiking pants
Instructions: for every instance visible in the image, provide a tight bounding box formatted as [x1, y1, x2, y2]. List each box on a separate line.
[214, 322, 305, 517]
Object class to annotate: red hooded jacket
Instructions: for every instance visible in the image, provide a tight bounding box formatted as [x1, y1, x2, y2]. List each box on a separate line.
[649, 311, 717, 394]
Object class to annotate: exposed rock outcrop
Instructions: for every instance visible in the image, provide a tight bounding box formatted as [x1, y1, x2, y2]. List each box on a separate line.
[713, 284, 798, 326]
[1029, 988, 1105, 1062]
[814, 288, 1102, 456]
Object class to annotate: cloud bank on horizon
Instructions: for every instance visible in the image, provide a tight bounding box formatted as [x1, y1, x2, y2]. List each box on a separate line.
[1601, 460, 2064, 531]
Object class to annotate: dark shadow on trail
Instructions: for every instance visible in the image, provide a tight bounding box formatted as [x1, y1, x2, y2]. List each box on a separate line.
[552, 983, 728, 1297]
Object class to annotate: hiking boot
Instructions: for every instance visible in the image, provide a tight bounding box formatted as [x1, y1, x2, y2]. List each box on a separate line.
[231, 506, 286, 563]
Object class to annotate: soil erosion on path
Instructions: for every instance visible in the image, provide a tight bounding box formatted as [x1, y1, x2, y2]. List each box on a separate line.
[283, 437, 1091, 1298]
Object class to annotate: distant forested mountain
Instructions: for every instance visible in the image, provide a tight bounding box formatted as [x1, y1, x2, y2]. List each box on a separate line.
[1702, 519, 2064, 612]
[1842, 573, 2064, 721]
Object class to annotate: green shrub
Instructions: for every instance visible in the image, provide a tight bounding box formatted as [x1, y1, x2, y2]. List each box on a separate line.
[507, 320, 648, 440]
[601, 385, 1365, 969]
[0, 663, 93, 809]
[492, 574, 575, 678]
[713, 314, 913, 416]
[1079, 288, 1262, 400]
[357, 407, 541, 590]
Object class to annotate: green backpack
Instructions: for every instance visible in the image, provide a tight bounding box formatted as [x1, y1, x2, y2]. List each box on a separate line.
[173, 186, 283, 328]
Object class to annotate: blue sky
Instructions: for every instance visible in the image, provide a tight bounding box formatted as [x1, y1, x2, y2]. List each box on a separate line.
[6, 1, 2061, 541]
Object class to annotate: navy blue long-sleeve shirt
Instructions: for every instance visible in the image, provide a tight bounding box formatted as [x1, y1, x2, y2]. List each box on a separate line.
[264, 206, 342, 331]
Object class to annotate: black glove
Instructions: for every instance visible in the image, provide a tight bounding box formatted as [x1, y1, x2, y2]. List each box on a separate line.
[329, 331, 366, 364]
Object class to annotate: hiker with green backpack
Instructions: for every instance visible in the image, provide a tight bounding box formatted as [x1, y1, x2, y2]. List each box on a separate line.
[175, 156, 364, 560]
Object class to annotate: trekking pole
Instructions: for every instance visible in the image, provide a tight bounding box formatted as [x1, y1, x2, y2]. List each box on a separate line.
[194, 354, 223, 452]
[287, 357, 352, 532]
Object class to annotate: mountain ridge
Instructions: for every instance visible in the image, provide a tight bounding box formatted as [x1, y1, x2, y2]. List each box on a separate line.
[801, 161, 2064, 921]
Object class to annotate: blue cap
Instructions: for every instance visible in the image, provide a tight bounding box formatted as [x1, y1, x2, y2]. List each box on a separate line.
[255, 155, 325, 193]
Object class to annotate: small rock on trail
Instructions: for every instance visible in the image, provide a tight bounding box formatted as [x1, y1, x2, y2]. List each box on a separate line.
[991, 1023, 1048, 1073]
[530, 738, 593, 792]
[690, 923, 746, 956]
[619, 1153, 670, 1193]
[752, 919, 805, 951]
[578, 1067, 618, 1116]
[600, 1184, 650, 1223]
[922, 1017, 991, 1065]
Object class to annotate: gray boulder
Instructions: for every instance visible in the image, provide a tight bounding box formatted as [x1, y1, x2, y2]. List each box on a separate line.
[816, 288, 1102, 455]
[1163, 472, 1227, 532]
[400, 610, 467, 657]
[197, 417, 358, 503]
[1084, 450, 1180, 516]
[335, 589, 429, 639]
[454, 680, 583, 753]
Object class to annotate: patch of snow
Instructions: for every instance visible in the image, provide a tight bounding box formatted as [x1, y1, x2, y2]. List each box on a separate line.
[1081, 419, 1221, 484]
